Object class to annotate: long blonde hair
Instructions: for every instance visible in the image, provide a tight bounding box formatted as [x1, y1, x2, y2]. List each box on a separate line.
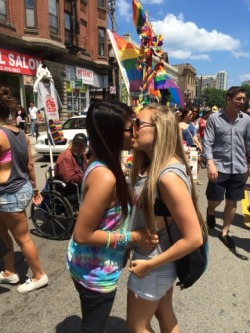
[131, 104, 207, 237]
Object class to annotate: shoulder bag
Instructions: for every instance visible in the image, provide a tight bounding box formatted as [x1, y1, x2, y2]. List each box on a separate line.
[157, 168, 208, 290]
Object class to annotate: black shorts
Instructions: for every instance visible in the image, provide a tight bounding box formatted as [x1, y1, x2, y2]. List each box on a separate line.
[206, 172, 246, 202]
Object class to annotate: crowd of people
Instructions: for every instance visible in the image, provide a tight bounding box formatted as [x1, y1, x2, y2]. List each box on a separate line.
[0, 85, 249, 332]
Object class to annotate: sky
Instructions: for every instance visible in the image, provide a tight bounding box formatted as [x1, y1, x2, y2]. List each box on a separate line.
[111, 0, 250, 88]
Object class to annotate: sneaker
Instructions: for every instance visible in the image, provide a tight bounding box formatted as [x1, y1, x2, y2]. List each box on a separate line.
[218, 232, 235, 249]
[17, 274, 48, 293]
[206, 209, 216, 229]
[0, 271, 20, 284]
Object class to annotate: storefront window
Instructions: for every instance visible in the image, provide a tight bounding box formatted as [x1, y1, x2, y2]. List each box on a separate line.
[66, 82, 89, 114]
[0, 0, 7, 22]
[49, 0, 58, 35]
[25, 0, 36, 28]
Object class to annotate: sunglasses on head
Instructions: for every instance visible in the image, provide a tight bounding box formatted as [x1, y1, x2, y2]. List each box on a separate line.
[132, 118, 155, 131]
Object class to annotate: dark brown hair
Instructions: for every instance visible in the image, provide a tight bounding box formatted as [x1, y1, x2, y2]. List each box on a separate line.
[86, 100, 133, 217]
[226, 86, 246, 99]
[0, 86, 18, 120]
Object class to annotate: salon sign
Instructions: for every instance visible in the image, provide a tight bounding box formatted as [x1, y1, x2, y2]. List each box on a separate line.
[0, 48, 41, 75]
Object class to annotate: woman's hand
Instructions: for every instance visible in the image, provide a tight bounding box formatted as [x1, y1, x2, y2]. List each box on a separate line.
[32, 191, 43, 205]
[128, 259, 152, 278]
[131, 229, 159, 250]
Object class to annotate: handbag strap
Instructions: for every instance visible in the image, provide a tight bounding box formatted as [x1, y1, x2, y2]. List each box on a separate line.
[156, 165, 190, 245]
[156, 181, 174, 245]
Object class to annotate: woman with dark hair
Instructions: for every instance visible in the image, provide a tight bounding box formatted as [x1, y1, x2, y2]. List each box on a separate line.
[179, 108, 203, 185]
[16, 105, 27, 132]
[0, 86, 48, 293]
[179, 108, 202, 149]
[66, 100, 158, 333]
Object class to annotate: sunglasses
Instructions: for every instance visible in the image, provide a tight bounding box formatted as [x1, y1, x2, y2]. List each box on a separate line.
[132, 118, 155, 131]
[123, 125, 133, 134]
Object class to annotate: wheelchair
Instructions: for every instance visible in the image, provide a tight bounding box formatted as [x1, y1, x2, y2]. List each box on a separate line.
[30, 165, 80, 240]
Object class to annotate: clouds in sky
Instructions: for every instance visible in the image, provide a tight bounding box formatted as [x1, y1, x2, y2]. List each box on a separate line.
[116, 1, 249, 61]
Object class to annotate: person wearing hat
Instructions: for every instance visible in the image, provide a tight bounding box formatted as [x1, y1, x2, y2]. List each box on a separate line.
[54, 133, 88, 187]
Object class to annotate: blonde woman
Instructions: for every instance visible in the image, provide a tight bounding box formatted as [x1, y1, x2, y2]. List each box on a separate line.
[127, 104, 206, 333]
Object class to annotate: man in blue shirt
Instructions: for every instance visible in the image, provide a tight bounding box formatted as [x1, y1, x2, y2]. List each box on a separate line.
[204, 86, 250, 249]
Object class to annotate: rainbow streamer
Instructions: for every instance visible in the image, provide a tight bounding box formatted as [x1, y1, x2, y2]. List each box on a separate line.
[142, 67, 156, 91]
[132, 0, 146, 35]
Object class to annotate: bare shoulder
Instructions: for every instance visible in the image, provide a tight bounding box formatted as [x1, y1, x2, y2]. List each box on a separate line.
[86, 165, 116, 187]
[159, 167, 188, 193]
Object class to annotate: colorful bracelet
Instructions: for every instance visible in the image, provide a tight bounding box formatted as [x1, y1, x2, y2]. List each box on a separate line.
[117, 229, 131, 248]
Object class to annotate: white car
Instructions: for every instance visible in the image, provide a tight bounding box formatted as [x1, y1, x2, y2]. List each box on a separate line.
[35, 115, 88, 157]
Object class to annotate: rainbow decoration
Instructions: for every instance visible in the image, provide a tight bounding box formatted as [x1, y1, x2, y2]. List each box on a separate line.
[132, 0, 146, 35]
[142, 66, 156, 91]
[111, 32, 142, 92]
[49, 119, 65, 143]
[158, 77, 185, 108]
[126, 155, 133, 169]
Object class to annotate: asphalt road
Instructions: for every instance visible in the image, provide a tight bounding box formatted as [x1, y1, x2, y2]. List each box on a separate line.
[0, 142, 249, 333]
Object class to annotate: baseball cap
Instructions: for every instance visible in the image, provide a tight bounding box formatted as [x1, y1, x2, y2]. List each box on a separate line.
[72, 133, 87, 146]
[212, 106, 218, 112]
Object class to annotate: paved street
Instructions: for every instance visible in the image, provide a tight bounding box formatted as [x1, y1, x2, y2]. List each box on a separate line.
[0, 140, 250, 333]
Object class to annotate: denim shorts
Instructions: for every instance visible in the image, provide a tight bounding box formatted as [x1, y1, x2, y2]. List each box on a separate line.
[0, 182, 33, 212]
[127, 252, 177, 301]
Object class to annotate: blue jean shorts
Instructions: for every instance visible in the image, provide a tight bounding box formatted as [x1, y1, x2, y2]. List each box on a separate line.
[127, 252, 177, 301]
[0, 182, 33, 212]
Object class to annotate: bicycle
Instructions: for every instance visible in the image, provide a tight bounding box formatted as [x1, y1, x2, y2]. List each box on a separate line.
[30, 164, 80, 240]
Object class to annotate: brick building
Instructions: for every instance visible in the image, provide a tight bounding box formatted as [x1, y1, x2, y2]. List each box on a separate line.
[0, 0, 109, 118]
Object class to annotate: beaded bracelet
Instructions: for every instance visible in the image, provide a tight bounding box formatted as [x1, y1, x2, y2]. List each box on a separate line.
[117, 229, 131, 247]
[105, 231, 111, 248]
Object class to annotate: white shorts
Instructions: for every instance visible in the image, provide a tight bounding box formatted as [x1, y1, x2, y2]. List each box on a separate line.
[127, 252, 177, 301]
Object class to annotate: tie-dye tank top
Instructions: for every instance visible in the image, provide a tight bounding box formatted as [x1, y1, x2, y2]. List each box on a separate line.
[67, 160, 130, 293]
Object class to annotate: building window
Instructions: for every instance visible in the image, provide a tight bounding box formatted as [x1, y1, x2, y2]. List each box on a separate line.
[0, 0, 7, 22]
[25, 0, 35, 28]
[49, 0, 58, 35]
[98, 28, 105, 56]
[64, 12, 72, 44]
[97, 0, 105, 7]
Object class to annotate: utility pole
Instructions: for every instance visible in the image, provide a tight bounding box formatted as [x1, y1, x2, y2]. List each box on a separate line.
[108, 0, 116, 32]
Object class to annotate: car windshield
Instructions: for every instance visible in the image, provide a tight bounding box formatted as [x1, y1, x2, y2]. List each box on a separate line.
[62, 118, 86, 129]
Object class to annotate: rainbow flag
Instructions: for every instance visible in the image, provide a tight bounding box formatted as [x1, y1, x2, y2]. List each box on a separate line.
[108, 30, 142, 92]
[132, 0, 146, 35]
[158, 76, 185, 108]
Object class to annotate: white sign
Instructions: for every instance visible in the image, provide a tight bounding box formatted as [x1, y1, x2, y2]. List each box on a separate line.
[76, 66, 94, 85]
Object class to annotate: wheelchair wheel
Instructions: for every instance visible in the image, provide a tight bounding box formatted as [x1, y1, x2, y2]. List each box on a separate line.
[30, 190, 75, 240]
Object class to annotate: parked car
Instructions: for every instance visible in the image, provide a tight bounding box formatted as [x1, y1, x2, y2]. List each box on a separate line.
[35, 115, 88, 157]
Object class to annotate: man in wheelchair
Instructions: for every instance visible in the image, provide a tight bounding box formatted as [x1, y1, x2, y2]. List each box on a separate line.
[54, 133, 88, 202]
